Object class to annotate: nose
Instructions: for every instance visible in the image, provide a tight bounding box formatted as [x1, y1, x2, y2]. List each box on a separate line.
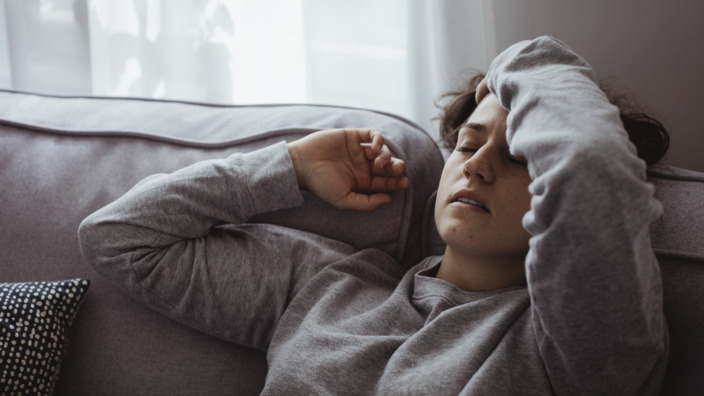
[462, 147, 496, 183]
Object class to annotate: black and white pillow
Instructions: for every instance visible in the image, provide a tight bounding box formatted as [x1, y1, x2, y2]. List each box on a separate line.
[1, 279, 90, 395]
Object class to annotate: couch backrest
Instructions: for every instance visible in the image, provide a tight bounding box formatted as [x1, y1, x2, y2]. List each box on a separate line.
[1, 89, 702, 395]
[646, 164, 704, 395]
[0, 89, 445, 395]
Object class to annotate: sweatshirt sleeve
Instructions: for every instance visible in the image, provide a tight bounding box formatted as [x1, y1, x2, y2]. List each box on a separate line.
[78, 142, 357, 350]
[486, 37, 668, 394]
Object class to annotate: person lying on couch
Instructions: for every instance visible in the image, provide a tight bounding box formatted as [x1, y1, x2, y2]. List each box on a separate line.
[79, 36, 670, 395]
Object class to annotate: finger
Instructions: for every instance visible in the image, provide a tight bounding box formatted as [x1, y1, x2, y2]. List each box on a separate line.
[392, 158, 406, 176]
[373, 156, 406, 177]
[360, 142, 378, 161]
[355, 128, 384, 154]
[338, 192, 393, 212]
[368, 175, 409, 193]
[371, 143, 404, 173]
[373, 146, 393, 169]
[387, 157, 406, 176]
[368, 129, 385, 154]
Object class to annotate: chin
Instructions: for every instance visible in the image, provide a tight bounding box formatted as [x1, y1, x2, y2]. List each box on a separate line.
[436, 218, 530, 261]
[436, 219, 481, 251]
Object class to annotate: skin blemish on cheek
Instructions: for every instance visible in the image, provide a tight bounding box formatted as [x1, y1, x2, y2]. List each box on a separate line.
[447, 225, 473, 240]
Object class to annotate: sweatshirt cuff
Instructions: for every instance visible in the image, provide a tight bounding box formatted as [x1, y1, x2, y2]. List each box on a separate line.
[235, 141, 305, 217]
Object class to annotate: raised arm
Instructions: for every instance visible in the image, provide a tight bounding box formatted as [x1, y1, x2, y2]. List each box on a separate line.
[485, 37, 668, 394]
[79, 129, 408, 349]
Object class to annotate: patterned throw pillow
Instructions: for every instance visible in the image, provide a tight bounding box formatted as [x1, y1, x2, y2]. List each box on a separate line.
[1, 279, 90, 395]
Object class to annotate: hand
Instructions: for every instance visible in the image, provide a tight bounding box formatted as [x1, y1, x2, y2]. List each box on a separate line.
[287, 128, 409, 211]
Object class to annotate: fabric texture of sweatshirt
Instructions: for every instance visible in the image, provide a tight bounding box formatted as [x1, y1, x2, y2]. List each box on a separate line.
[79, 37, 668, 395]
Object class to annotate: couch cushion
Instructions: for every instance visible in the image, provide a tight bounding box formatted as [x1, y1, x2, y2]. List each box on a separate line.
[646, 164, 704, 395]
[0, 89, 444, 395]
[0, 279, 90, 395]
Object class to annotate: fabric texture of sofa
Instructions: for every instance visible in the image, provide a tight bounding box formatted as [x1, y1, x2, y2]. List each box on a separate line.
[1, 89, 702, 395]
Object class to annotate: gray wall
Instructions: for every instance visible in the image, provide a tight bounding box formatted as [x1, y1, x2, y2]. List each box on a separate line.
[489, 0, 704, 172]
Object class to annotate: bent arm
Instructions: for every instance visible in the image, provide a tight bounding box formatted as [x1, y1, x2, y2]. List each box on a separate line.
[487, 37, 667, 394]
[79, 142, 356, 349]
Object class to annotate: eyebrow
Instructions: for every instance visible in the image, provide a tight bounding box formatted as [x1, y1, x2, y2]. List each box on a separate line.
[458, 122, 486, 140]
[464, 122, 486, 133]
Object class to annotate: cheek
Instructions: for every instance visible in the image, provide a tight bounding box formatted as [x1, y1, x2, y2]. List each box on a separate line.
[434, 212, 475, 248]
[433, 193, 447, 235]
[434, 166, 455, 221]
[436, 156, 465, 193]
[433, 191, 460, 242]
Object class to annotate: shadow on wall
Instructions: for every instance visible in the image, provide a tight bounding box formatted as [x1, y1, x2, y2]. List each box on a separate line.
[88, 0, 234, 103]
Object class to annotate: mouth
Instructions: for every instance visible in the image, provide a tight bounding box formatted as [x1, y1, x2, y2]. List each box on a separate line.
[451, 191, 490, 213]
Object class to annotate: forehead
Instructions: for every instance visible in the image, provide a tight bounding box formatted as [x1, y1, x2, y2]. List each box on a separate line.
[468, 94, 508, 124]
[459, 94, 508, 139]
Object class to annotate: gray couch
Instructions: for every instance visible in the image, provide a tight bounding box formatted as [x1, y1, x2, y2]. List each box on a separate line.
[1, 89, 702, 395]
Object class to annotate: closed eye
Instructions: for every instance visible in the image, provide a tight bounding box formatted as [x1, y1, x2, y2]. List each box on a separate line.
[507, 155, 528, 166]
[456, 147, 477, 153]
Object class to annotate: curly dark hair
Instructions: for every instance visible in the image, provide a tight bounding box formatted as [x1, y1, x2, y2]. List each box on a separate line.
[436, 72, 670, 165]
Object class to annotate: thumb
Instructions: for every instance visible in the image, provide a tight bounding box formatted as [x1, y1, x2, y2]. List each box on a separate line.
[476, 78, 489, 104]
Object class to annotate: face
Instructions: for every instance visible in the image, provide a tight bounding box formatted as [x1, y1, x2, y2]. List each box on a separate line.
[434, 93, 532, 264]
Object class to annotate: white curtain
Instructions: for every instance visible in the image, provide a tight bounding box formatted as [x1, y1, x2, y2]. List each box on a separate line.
[0, 0, 495, 135]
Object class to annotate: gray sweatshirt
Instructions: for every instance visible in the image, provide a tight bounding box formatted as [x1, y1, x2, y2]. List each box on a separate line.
[79, 37, 668, 395]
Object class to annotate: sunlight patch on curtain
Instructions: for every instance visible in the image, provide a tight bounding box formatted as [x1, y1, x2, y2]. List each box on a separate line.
[1, 0, 492, 135]
[87, 0, 306, 104]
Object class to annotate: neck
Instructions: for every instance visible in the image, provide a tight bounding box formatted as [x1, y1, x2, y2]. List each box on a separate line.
[436, 246, 527, 292]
